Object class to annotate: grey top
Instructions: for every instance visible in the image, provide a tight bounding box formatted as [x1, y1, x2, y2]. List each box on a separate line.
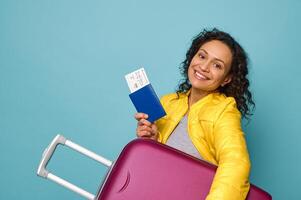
[166, 115, 202, 159]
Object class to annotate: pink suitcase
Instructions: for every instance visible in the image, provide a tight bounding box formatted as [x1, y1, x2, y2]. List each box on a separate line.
[37, 135, 272, 200]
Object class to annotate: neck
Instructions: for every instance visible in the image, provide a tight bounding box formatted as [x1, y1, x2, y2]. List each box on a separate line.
[188, 88, 210, 108]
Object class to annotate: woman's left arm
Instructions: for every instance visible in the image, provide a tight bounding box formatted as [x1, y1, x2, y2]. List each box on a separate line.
[206, 100, 251, 200]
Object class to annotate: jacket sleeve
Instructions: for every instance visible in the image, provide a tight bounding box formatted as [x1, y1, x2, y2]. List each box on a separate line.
[206, 100, 251, 200]
[155, 93, 174, 143]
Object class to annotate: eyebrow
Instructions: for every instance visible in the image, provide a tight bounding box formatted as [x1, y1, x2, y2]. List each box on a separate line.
[199, 49, 226, 64]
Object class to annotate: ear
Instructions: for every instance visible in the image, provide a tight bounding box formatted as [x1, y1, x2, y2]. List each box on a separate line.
[221, 74, 232, 87]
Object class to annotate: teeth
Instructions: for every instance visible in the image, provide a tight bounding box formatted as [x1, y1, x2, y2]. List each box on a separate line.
[195, 71, 207, 80]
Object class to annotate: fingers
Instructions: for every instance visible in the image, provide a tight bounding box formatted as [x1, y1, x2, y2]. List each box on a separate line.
[136, 124, 153, 137]
[134, 113, 148, 121]
[136, 122, 158, 140]
[134, 112, 158, 140]
[136, 118, 152, 137]
[134, 113, 151, 126]
[151, 124, 158, 132]
[137, 124, 153, 133]
[137, 118, 151, 126]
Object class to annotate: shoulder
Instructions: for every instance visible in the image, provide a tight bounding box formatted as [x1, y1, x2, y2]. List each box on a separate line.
[199, 93, 241, 121]
[160, 92, 178, 102]
[160, 92, 186, 106]
[211, 93, 238, 110]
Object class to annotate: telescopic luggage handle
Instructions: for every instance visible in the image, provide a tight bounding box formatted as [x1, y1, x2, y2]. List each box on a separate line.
[37, 134, 113, 200]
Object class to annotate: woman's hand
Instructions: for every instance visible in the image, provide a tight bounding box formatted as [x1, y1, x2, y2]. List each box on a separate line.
[134, 113, 158, 140]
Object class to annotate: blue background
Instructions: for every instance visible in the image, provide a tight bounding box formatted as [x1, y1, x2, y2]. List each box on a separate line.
[1, 0, 300, 199]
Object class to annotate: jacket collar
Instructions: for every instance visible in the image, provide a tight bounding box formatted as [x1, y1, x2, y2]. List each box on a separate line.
[183, 89, 221, 111]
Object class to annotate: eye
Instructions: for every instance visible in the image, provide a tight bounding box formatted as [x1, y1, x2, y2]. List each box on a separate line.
[199, 53, 206, 59]
[213, 63, 222, 69]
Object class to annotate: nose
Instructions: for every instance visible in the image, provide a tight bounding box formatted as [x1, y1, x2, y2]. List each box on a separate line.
[199, 61, 210, 72]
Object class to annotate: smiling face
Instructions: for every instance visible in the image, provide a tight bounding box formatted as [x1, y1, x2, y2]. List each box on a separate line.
[188, 40, 233, 96]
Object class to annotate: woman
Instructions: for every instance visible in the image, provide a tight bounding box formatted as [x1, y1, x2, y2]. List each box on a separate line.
[135, 28, 255, 200]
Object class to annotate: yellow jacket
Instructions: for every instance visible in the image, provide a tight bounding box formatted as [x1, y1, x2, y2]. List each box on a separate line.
[155, 91, 251, 200]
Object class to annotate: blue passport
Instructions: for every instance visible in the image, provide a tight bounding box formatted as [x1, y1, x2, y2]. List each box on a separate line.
[125, 68, 166, 123]
[129, 84, 166, 123]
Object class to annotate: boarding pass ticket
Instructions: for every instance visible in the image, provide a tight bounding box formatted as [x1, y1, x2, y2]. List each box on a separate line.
[125, 68, 150, 93]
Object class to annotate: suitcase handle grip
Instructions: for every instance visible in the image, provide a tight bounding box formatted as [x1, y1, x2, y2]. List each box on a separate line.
[37, 134, 113, 200]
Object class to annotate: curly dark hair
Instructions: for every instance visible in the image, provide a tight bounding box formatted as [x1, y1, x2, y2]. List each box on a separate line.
[177, 28, 255, 119]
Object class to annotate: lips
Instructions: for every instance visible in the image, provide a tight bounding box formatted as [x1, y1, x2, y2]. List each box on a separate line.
[194, 70, 209, 80]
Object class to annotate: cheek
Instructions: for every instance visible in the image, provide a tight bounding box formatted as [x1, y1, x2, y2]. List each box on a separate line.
[211, 70, 226, 82]
[190, 57, 198, 66]
[188, 66, 194, 78]
[215, 73, 228, 84]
